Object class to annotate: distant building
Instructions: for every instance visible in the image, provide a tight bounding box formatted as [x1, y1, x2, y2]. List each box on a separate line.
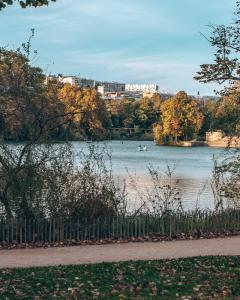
[58, 76, 95, 88]
[45, 75, 167, 100]
[125, 84, 159, 94]
[97, 82, 125, 96]
[58, 76, 78, 86]
[44, 75, 58, 84]
[79, 78, 95, 88]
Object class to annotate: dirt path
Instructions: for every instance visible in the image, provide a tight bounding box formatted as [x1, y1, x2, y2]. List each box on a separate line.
[0, 236, 240, 269]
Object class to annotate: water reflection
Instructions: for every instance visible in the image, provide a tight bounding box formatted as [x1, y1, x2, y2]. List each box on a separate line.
[73, 141, 225, 210]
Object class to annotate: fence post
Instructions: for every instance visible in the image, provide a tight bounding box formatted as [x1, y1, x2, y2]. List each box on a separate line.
[127, 217, 130, 239]
[112, 217, 115, 239]
[169, 215, 172, 238]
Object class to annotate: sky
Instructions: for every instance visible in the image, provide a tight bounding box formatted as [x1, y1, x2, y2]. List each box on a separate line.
[0, 0, 237, 95]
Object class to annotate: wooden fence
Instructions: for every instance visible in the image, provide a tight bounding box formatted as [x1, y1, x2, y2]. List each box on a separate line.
[0, 210, 240, 245]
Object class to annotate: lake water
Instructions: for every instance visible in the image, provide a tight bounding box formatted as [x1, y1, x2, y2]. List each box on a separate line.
[73, 141, 225, 210]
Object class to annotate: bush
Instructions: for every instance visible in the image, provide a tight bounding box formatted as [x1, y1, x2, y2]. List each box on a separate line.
[0, 143, 126, 220]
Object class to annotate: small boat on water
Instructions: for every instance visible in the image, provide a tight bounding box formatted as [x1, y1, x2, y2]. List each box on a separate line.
[138, 145, 148, 151]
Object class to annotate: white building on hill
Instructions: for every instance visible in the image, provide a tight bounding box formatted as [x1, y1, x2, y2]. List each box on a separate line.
[125, 84, 159, 94]
[58, 76, 95, 88]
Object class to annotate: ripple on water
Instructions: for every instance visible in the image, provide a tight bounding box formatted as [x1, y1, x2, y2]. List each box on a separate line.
[73, 141, 225, 210]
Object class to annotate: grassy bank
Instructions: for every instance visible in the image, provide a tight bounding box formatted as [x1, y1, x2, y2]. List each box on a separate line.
[1, 256, 240, 299]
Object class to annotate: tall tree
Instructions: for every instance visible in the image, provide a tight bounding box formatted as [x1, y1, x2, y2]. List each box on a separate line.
[195, 1, 240, 206]
[0, 45, 71, 218]
[58, 83, 111, 139]
[0, 45, 123, 220]
[195, 1, 240, 85]
[0, 48, 66, 141]
[154, 91, 204, 144]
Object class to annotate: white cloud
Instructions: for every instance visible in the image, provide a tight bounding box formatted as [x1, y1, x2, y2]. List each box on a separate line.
[0, 0, 234, 95]
[41, 49, 218, 95]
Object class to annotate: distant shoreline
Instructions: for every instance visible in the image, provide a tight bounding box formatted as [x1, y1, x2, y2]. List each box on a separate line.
[1, 139, 239, 148]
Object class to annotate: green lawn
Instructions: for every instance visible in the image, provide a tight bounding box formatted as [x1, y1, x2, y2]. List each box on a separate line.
[1, 256, 240, 299]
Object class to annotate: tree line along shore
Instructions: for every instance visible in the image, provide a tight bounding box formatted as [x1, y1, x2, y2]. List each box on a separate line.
[0, 47, 239, 145]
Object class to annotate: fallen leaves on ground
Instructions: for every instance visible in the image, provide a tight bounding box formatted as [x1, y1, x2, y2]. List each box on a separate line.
[0, 256, 240, 299]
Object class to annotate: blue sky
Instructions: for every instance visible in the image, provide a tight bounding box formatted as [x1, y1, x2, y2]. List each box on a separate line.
[0, 0, 237, 95]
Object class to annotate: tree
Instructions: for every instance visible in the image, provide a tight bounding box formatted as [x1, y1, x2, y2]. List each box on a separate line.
[153, 123, 164, 144]
[58, 83, 111, 140]
[0, 48, 66, 142]
[195, 1, 240, 85]
[106, 99, 120, 128]
[212, 84, 240, 135]
[198, 86, 240, 136]
[0, 44, 126, 220]
[134, 95, 162, 129]
[0, 44, 71, 218]
[154, 91, 204, 144]
[195, 1, 240, 136]
[0, 0, 56, 10]
[195, 1, 240, 205]
[198, 99, 217, 135]
[114, 97, 137, 128]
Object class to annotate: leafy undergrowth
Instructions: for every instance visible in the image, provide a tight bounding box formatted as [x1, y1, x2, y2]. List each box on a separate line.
[1, 256, 240, 299]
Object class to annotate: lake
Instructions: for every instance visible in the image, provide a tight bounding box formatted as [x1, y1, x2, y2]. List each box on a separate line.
[73, 141, 225, 210]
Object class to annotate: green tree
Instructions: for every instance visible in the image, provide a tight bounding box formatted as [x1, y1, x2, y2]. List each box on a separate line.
[195, 1, 240, 206]
[198, 99, 217, 136]
[115, 98, 137, 128]
[134, 95, 162, 129]
[106, 99, 121, 128]
[215, 84, 240, 134]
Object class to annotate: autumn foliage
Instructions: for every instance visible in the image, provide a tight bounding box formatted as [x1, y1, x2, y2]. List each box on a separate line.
[153, 91, 204, 144]
[58, 84, 111, 140]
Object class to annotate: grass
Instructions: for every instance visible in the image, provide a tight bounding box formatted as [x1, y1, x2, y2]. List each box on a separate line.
[0, 256, 240, 299]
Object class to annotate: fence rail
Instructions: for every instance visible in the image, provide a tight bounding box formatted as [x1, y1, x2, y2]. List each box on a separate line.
[0, 210, 240, 245]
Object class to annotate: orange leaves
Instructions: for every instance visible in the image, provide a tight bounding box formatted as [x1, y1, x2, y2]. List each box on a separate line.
[154, 91, 204, 144]
[58, 84, 111, 138]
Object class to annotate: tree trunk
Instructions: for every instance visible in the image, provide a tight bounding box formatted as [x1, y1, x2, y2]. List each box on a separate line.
[175, 135, 178, 144]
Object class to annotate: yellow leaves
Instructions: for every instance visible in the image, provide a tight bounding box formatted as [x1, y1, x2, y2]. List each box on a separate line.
[58, 84, 111, 137]
[153, 123, 163, 144]
[155, 91, 204, 143]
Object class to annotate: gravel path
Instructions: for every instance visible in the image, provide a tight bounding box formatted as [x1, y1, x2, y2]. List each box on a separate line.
[1, 236, 240, 269]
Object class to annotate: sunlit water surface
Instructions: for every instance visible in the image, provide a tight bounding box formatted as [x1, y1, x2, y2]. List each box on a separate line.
[73, 141, 225, 210]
